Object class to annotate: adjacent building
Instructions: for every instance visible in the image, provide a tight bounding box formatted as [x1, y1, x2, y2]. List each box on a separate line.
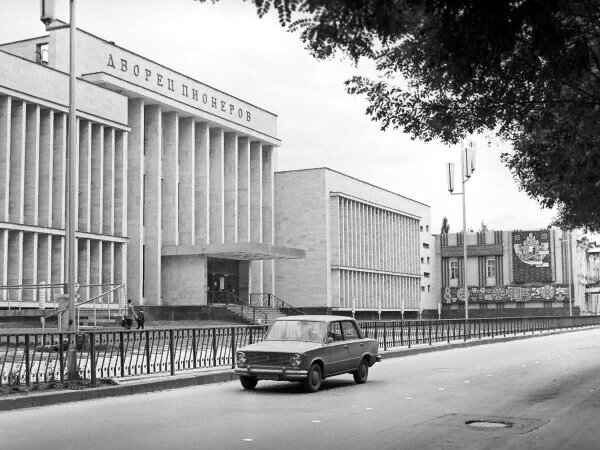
[434, 229, 599, 317]
[275, 168, 434, 318]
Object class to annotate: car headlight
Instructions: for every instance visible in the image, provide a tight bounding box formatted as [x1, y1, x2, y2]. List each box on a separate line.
[237, 352, 246, 367]
[290, 354, 301, 367]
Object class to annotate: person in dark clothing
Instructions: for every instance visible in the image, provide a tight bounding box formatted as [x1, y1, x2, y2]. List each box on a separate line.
[136, 308, 145, 330]
[124, 299, 136, 330]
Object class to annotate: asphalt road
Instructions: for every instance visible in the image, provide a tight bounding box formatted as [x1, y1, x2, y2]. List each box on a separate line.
[2, 328, 600, 450]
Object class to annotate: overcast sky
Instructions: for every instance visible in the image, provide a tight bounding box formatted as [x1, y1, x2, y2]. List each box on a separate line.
[0, 0, 557, 233]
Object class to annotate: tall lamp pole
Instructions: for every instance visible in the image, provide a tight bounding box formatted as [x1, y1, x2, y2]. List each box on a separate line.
[41, 0, 78, 378]
[446, 141, 476, 321]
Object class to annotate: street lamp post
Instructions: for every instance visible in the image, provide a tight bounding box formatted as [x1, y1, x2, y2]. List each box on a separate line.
[446, 141, 476, 321]
[41, 0, 78, 378]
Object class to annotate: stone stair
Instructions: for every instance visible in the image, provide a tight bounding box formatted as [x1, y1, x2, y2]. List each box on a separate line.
[224, 305, 287, 325]
[78, 307, 121, 329]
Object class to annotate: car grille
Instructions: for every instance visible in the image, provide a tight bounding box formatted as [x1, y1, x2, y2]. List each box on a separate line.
[245, 352, 292, 367]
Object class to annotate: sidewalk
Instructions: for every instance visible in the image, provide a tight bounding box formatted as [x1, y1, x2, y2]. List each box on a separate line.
[0, 326, 595, 411]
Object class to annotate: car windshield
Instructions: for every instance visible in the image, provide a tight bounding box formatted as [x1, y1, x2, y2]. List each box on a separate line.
[265, 320, 327, 343]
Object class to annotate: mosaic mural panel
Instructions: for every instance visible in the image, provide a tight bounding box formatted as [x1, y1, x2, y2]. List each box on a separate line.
[442, 284, 570, 304]
[512, 230, 553, 282]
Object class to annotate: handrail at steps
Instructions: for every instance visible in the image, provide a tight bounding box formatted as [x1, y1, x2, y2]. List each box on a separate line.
[249, 293, 306, 315]
[41, 284, 125, 331]
[207, 291, 269, 324]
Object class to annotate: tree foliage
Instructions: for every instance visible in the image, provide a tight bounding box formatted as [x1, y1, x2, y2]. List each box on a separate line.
[480, 221, 489, 233]
[441, 216, 450, 234]
[201, 0, 600, 230]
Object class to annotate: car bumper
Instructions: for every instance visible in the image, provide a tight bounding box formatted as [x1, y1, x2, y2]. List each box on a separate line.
[235, 366, 308, 380]
[376, 355, 382, 362]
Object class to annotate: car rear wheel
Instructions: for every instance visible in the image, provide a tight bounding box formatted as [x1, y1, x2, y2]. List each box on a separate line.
[303, 363, 322, 393]
[240, 376, 258, 390]
[353, 359, 369, 384]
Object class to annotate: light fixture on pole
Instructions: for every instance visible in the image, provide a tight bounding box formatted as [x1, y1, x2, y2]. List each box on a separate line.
[446, 141, 476, 321]
[40, 0, 78, 379]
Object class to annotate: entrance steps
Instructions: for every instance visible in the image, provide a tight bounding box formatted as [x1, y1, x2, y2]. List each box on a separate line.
[222, 305, 287, 325]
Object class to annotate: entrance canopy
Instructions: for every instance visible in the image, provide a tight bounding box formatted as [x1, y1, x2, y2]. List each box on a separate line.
[162, 242, 305, 260]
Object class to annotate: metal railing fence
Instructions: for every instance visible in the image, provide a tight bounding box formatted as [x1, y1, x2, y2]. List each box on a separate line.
[1, 315, 599, 387]
[248, 293, 306, 316]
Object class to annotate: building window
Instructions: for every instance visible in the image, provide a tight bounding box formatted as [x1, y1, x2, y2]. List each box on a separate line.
[426, 225, 429, 232]
[423, 243, 429, 249]
[427, 285, 430, 292]
[420, 225, 424, 232]
[479, 303, 488, 309]
[421, 257, 424, 264]
[421, 286, 425, 292]
[427, 257, 430, 264]
[450, 260, 459, 280]
[497, 303, 505, 309]
[516, 303, 525, 309]
[423, 272, 430, 278]
[486, 258, 497, 286]
[36, 42, 49, 65]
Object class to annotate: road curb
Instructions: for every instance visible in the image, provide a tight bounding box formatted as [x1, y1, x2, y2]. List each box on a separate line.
[0, 326, 596, 411]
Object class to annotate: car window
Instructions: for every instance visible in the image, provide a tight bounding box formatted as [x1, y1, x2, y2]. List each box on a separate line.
[341, 321, 360, 340]
[329, 322, 343, 342]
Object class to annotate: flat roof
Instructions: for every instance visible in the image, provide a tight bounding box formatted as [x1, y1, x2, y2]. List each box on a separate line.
[275, 167, 431, 208]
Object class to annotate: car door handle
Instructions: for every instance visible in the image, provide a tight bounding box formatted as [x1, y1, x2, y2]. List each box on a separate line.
[343, 345, 349, 349]
[360, 343, 364, 347]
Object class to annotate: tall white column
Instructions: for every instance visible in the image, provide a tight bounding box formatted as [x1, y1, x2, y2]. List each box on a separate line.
[249, 141, 263, 292]
[114, 130, 127, 237]
[0, 96, 10, 222]
[127, 99, 144, 304]
[237, 137, 250, 242]
[178, 118, 195, 246]
[194, 122, 209, 245]
[162, 112, 179, 246]
[102, 127, 115, 235]
[78, 120, 91, 232]
[24, 105, 40, 226]
[52, 113, 67, 229]
[90, 125, 104, 234]
[39, 109, 54, 228]
[144, 104, 162, 305]
[209, 128, 224, 244]
[9, 100, 25, 224]
[224, 132, 238, 243]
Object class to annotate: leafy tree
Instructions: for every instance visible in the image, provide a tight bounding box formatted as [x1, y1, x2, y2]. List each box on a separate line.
[480, 221, 489, 233]
[441, 216, 450, 234]
[200, 0, 600, 231]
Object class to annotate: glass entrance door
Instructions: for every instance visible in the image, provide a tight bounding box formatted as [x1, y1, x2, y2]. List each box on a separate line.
[207, 258, 240, 295]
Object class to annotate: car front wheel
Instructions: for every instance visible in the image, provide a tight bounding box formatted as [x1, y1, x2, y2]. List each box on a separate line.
[303, 363, 322, 393]
[240, 376, 258, 390]
[353, 359, 369, 384]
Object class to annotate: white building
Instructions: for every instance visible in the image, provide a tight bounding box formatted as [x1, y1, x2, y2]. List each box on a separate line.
[275, 168, 434, 318]
[0, 21, 303, 310]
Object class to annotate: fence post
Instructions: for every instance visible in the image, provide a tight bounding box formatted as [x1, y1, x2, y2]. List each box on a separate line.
[59, 333, 65, 383]
[90, 332, 96, 387]
[119, 332, 125, 378]
[407, 321, 412, 348]
[231, 327, 237, 369]
[169, 329, 175, 376]
[392, 322, 396, 347]
[192, 329, 198, 369]
[25, 334, 31, 387]
[383, 322, 387, 351]
[249, 326, 254, 345]
[145, 330, 151, 374]
[400, 322, 404, 347]
[429, 321, 432, 346]
[212, 328, 217, 367]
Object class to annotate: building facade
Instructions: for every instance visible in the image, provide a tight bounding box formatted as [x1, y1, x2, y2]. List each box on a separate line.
[434, 229, 594, 317]
[274, 168, 434, 317]
[0, 22, 303, 309]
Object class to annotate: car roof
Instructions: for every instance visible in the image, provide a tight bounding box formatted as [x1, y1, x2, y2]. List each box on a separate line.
[273, 315, 356, 323]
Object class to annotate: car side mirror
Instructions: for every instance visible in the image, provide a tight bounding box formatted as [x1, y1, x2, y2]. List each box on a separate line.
[326, 337, 334, 344]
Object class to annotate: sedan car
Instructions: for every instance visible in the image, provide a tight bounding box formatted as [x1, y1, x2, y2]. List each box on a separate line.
[234, 315, 381, 392]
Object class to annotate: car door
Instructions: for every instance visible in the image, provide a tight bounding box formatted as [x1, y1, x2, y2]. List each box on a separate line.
[326, 321, 351, 375]
[341, 321, 363, 370]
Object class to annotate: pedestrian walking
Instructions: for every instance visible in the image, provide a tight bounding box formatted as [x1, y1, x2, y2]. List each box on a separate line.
[124, 298, 137, 330]
[136, 307, 145, 330]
